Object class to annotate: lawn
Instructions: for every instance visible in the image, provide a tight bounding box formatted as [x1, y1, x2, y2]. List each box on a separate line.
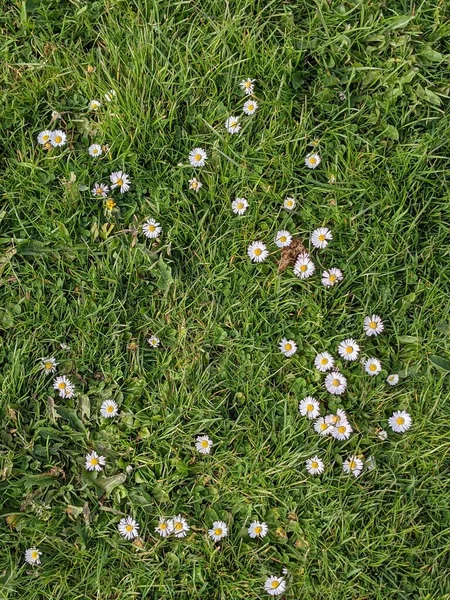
[1, 0, 450, 598]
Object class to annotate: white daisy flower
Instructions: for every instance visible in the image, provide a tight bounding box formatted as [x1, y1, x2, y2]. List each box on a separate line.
[188, 177, 202, 192]
[155, 517, 173, 538]
[110, 171, 131, 194]
[37, 130, 52, 145]
[322, 268, 343, 287]
[92, 183, 109, 197]
[208, 520, 228, 542]
[142, 218, 162, 239]
[279, 338, 297, 357]
[314, 417, 333, 436]
[189, 147, 207, 167]
[100, 399, 118, 418]
[314, 352, 334, 372]
[306, 455, 324, 475]
[225, 116, 241, 134]
[248, 521, 268, 539]
[364, 357, 382, 376]
[388, 410, 412, 433]
[363, 314, 384, 336]
[118, 516, 139, 540]
[299, 396, 320, 419]
[386, 374, 399, 386]
[305, 152, 321, 169]
[40, 357, 57, 374]
[53, 375, 75, 398]
[248, 241, 269, 263]
[325, 409, 348, 426]
[85, 451, 106, 472]
[283, 196, 296, 211]
[195, 435, 213, 455]
[293, 253, 315, 279]
[331, 422, 353, 441]
[240, 78, 255, 95]
[50, 130, 67, 147]
[275, 230, 292, 248]
[89, 99, 101, 110]
[337, 338, 360, 362]
[343, 456, 364, 477]
[377, 429, 388, 440]
[243, 99, 258, 115]
[264, 575, 286, 596]
[324, 371, 347, 395]
[232, 198, 249, 215]
[88, 144, 102, 158]
[311, 227, 332, 249]
[104, 89, 117, 102]
[172, 515, 190, 538]
[147, 335, 160, 348]
[24, 547, 42, 565]
[60, 342, 70, 350]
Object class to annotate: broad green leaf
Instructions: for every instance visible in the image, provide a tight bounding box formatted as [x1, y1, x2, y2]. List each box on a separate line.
[56, 406, 85, 432]
[388, 15, 414, 30]
[398, 335, 422, 344]
[97, 472, 127, 496]
[430, 355, 450, 372]
[437, 322, 450, 335]
[155, 256, 173, 292]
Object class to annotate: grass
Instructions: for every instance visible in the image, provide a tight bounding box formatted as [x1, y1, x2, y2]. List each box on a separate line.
[1, 0, 450, 598]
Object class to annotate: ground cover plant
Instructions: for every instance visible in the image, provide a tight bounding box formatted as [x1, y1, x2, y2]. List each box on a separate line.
[1, 0, 450, 598]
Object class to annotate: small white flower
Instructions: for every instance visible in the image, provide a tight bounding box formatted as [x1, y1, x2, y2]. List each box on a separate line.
[279, 338, 297, 357]
[365, 456, 376, 471]
[37, 130, 52, 145]
[331, 421, 353, 441]
[118, 516, 139, 540]
[293, 253, 315, 279]
[325, 409, 348, 427]
[232, 198, 249, 215]
[275, 230, 292, 248]
[243, 99, 258, 115]
[264, 575, 286, 596]
[322, 268, 343, 287]
[110, 171, 131, 194]
[60, 342, 70, 350]
[53, 375, 75, 398]
[225, 116, 241, 134]
[88, 144, 102, 158]
[386, 374, 399, 386]
[283, 196, 296, 211]
[85, 451, 106, 472]
[104, 89, 117, 102]
[50, 130, 67, 147]
[155, 517, 173, 538]
[89, 99, 101, 110]
[305, 152, 321, 169]
[240, 78, 255, 95]
[92, 183, 109, 197]
[40, 357, 57, 374]
[388, 410, 412, 433]
[299, 396, 320, 419]
[306, 455, 324, 475]
[248, 241, 269, 263]
[314, 352, 334, 372]
[100, 400, 118, 418]
[189, 147, 207, 167]
[25, 547, 42, 565]
[208, 520, 228, 542]
[378, 429, 388, 440]
[188, 177, 202, 192]
[343, 456, 363, 477]
[337, 338, 360, 362]
[248, 521, 268, 539]
[364, 357, 382, 376]
[142, 218, 162, 239]
[172, 515, 190, 538]
[324, 371, 347, 395]
[195, 435, 213, 455]
[314, 417, 333, 436]
[311, 227, 332, 249]
[363, 314, 384, 336]
[147, 335, 160, 348]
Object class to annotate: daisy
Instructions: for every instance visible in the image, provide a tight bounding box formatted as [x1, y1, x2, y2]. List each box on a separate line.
[305, 152, 321, 169]
[92, 183, 109, 197]
[208, 521, 228, 542]
[279, 338, 297, 357]
[337, 338, 360, 362]
[85, 451, 106, 472]
[195, 435, 213, 455]
[248, 521, 268, 539]
[364, 357, 382, 376]
[100, 399, 119, 418]
[306, 455, 324, 475]
[148, 335, 160, 348]
[243, 99, 258, 115]
[232, 198, 249, 215]
[322, 268, 343, 287]
[311, 227, 332, 249]
[142, 218, 162, 239]
[172, 515, 190, 538]
[89, 99, 101, 110]
[314, 352, 334, 372]
[377, 429, 388, 440]
[325, 409, 348, 426]
[225, 116, 241, 134]
[37, 130, 52, 145]
[324, 371, 347, 395]
[40, 357, 57, 374]
[264, 575, 286, 596]
[188, 177, 202, 192]
[110, 171, 131, 194]
[283, 196, 296, 211]
[50, 130, 67, 147]
[88, 144, 102, 158]
[275, 230, 292, 248]
[118, 516, 139, 540]
[314, 417, 333, 436]
[299, 396, 320, 419]
[240, 78, 255, 95]
[331, 422, 353, 441]
[104, 89, 117, 102]
[24, 547, 42, 565]
[343, 456, 364, 477]
[293, 253, 315, 279]
[388, 410, 412, 433]
[386, 374, 399, 386]
[363, 314, 384, 336]
[53, 375, 75, 398]
[155, 517, 173, 538]
[189, 147, 207, 167]
[248, 241, 269, 263]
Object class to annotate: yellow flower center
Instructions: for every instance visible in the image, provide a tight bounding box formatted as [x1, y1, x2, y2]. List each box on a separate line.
[125, 524, 133, 532]
[195, 153, 202, 161]
[369, 321, 377, 329]
[160, 522, 167, 530]
[148, 224, 156, 232]
[320, 423, 328, 431]
[311, 461, 318, 469]
[237, 202, 244, 209]
[116, 178, 123, 186]
[93, 148, 98, 154]
[44, 142, 52, 150]
[306, 404, 314, 412]
[329, 274, 337, 282]
[346, 346, 353, 354]
[369, 364, 377, 371]
[271, 581, 280, 589]
[54, 135, 62, 143]
[284, 343, 292, 351]
[320, 358, 328, 365]
[332, 379, 340, 387]
[96, 188, 104, 195]
[300, 264, 307, 272]
[318, 234, 325, 241]
[58, 382, 66, 389]
[106, 405, 114, 413]
[254, 248, 262, 256]
[191, 181, 198, 188]
[214, 528, 222, 536]
[175, 522, 183, 531]
[43, 134, 50, 141]
[254, 526, 262, 535]
[31, 550, 39, 560]
[244, 81, 251, 88]
[337, 426, 346, 434]
[248, 104, 254, 111]
[279, 236, 287, 243]
[349, 460, 356, 470]
[201, 440, 209, 448]
[45, 362, 53, 369]
[309, 157, 317, 165]
[330, 415, 338, 423]
[396, 417, 405, 425]
[90, 458, 99, 466]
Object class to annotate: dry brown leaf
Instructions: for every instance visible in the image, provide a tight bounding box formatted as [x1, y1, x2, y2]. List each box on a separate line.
[278, 237, 306, 273]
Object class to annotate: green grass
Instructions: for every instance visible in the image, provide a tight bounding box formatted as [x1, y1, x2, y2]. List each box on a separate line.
[1, 0, 450, 598]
